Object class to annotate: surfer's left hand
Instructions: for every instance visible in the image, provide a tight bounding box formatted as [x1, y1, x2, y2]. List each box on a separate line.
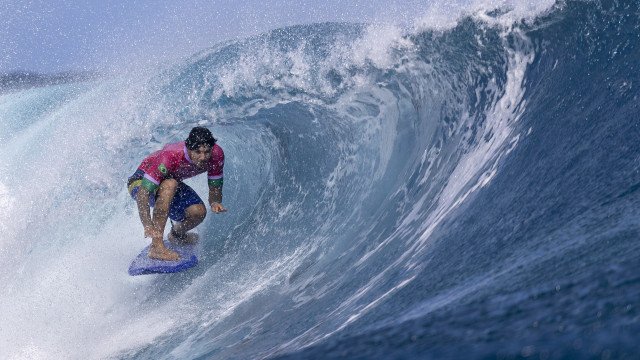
[211, 202, 227, 213]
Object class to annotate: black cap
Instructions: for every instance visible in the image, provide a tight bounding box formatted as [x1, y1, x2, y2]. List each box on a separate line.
[185, 127, 216, 150]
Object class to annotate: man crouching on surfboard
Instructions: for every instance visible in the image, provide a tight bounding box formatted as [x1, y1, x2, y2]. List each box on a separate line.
[127, 127, 226, 261]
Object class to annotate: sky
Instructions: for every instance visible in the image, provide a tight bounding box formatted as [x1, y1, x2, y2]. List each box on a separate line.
[0, 0, 431, 74]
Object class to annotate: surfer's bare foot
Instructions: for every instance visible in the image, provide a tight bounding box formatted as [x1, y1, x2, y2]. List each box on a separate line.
[148, 245, 180, 261]
[169, 229, 199, 245]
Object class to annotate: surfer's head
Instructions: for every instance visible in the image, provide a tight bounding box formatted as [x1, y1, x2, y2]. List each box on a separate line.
[186, 126, 216, 150]
[186, 127, 216, 168]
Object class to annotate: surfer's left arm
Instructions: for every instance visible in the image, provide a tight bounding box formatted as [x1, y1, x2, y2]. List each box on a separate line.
[209, 186, 226, 213]
[207, 144, 226, 213]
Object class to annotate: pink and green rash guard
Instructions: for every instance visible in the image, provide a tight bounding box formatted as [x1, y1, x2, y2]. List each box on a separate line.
[132, 141, 224, 193]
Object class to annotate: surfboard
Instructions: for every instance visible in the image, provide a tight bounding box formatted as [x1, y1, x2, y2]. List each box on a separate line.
[128, 241, 198, 276]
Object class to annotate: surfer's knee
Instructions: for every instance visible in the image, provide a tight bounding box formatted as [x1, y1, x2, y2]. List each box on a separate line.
[187, 204, 207, 221]
[158, 178, 179, 193]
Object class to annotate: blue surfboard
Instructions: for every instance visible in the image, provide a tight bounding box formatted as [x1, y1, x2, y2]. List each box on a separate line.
[128, 241, 198, 276]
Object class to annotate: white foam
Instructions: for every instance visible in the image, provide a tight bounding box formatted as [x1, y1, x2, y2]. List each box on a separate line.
[0, 181, 14, 236]
[0, 75, 191, 359]
[349, 24, 414, 69]
[0, 207, 146, 359]
[414, 0, 557, 31]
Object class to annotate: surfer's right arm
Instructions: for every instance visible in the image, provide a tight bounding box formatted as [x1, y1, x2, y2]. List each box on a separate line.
[136, 186, 160, 238]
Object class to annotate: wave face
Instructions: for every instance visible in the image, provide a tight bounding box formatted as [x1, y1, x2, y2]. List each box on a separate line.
[1, 1, 639, 359]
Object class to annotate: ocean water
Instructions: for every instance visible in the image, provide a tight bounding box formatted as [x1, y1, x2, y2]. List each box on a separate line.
[1, 0, 639, 359]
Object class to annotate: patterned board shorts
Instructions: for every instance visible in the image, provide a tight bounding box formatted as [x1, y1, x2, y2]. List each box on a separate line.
[128, 170, 204, 222]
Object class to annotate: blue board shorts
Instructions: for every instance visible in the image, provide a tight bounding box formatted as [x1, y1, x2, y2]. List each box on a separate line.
[128, 171, 204, 222]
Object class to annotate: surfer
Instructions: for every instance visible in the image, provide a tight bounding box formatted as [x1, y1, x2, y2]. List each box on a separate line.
[127, 127, 226, 261]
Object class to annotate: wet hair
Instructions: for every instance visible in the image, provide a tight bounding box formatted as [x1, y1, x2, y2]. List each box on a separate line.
[185, 127, 216, 150]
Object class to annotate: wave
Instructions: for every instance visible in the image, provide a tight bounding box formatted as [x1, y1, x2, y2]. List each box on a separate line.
[1, 1, 638, 359]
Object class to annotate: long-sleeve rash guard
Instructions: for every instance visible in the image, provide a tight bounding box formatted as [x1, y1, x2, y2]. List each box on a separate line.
[132, 141, 224, 193]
